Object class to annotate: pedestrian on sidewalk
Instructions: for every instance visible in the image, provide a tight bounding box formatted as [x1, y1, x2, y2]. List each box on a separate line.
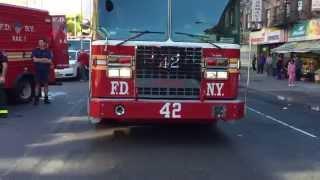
[252, 54, 257, 72]
[0, 50, 8, 118]
[272, 53, 277, 76]
[276, 54, 284, 80]
[31, 39, 53, 105]
[288, 58, 296, 87]
[251, 55, 257, 71]
[77, 49, 89, 81]
[257, 53, 266, 74]
[294, 54, 302, 81]
[266, 54, 273, 76]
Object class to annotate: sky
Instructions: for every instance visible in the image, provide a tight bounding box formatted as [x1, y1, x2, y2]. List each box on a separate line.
[0, 0, 92, 19]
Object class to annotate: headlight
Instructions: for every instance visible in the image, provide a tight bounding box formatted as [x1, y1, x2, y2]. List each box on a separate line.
[108, 68, 132, 78]
[205, 71, 217, 79]
[96, 60, 107, 66]
[108, 68, 120, 77]
[119, 68, 132, 78]
[205, 71, 228, 80]
[217, 71, 228, 79]
[229, 58, 240, 69]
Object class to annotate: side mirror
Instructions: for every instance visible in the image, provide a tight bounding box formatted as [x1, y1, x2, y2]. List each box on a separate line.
[105, 0, 114, 12]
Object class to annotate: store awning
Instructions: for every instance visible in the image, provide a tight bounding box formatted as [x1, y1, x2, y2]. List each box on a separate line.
[271, 40, 320, 53]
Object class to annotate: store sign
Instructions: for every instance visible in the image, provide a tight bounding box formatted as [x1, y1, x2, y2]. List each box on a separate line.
[251, 0, 262, 22]
[250, 29, 265, 45]
[289, 19, 320, 41]
[250, 28, 285, 45]
[266, 29, 283, 44]
[291, 23, 307, 37]
[312, 0, 320, 11]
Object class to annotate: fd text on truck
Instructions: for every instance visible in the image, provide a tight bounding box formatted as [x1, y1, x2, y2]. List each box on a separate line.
[0, 3, 68, 103]
[89, 0, 244, 124]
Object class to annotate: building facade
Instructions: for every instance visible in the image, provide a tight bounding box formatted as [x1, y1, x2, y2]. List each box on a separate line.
[0, 0, 92, 20]
[241, 0, 320, 82]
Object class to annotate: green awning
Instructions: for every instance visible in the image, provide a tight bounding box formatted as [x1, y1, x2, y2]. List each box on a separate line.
[271, 40, 320, 53]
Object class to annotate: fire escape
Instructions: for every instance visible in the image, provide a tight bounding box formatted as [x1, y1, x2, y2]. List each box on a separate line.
[270, 0, 312, 27]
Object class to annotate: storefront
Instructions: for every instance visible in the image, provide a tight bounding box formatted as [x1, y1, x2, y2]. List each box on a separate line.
[272, 19, 320, 82]
[250, 28, 286, 56]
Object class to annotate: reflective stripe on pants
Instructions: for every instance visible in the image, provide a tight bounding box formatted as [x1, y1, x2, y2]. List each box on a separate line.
[0, 83, 8, 116]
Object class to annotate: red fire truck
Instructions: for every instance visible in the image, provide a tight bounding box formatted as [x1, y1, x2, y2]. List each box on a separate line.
[89, 0, 245, 124]
[0, 3, 68, 103]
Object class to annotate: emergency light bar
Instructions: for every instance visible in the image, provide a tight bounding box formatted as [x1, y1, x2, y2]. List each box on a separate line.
[108, 55, 132, 66]
[204, 57, 240, 70]
[205, 57, 228, 68]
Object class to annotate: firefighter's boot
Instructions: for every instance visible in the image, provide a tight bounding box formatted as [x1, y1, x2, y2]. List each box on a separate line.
[44, 96, 51, 104]
[33, 96, 40, 106]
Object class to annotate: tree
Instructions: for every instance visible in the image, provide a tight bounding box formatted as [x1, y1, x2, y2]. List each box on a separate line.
[66, 14, 83, 36]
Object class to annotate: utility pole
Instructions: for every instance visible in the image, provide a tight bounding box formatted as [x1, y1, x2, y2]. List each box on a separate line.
[80, 0, 83, 50]
[74, 16, 77, 37]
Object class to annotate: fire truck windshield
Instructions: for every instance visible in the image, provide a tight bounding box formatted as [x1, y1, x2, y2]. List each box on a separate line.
[172, 0, 240, 44]
[96, 0, 168, 41]
[94, 0, 239, 44]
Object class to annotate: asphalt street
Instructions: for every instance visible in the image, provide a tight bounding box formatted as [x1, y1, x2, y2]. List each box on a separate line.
[0, 81, 319, 180]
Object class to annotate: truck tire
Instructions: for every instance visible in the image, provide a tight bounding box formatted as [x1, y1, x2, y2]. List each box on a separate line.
[15, 78, 34, 103]
[193, 122, 218, 132]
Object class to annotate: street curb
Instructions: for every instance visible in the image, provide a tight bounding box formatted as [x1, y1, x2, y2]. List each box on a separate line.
[246, 87, 320, 112]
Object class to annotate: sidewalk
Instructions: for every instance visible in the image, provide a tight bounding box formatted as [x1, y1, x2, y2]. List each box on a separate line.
[240, 69, 320, 112]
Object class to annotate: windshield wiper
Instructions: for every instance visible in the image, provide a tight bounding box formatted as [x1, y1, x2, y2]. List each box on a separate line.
[96, 26, 109, 40]
[116, 30, 165, 46]
[175, 32, 222, 49]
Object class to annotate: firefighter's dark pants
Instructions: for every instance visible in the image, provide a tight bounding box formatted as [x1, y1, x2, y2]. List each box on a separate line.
[0, 84, 8, 118]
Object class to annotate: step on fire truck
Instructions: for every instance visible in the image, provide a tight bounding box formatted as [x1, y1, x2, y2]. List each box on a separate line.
[89, 0, 245, 125]
[0, 3, 68, 103]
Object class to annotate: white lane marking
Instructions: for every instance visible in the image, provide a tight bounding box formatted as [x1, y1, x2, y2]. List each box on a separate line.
[40, 92, 67, 100]
[248, 107, 318, 138]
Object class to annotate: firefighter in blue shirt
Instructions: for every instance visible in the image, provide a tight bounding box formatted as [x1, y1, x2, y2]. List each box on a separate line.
[31, 39, 52, 105]
[0, 50, 8, 118]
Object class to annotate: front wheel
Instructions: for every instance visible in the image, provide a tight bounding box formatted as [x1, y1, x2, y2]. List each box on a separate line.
[15, 78, 34, 103]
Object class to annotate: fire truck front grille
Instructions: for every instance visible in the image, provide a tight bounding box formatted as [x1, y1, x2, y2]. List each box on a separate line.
[136, 46, 202, 99]
[137, 88, 200, 98]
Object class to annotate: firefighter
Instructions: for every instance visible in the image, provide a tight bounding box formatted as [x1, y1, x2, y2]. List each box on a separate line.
[77, 49, 89, 81]
[31, 39, 52, 105]
[0, 50, 8, 118]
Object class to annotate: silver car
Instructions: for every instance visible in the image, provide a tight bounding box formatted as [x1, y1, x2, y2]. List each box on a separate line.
[55, 50, 80, 79]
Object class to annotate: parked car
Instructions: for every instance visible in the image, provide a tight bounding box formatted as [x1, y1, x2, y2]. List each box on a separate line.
[68, 38, 91, 53]
[55, 50, 80, 79]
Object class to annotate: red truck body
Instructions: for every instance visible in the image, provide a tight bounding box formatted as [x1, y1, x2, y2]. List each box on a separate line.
[90, 44, 244, 124]
[0, 3, 68, 103]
